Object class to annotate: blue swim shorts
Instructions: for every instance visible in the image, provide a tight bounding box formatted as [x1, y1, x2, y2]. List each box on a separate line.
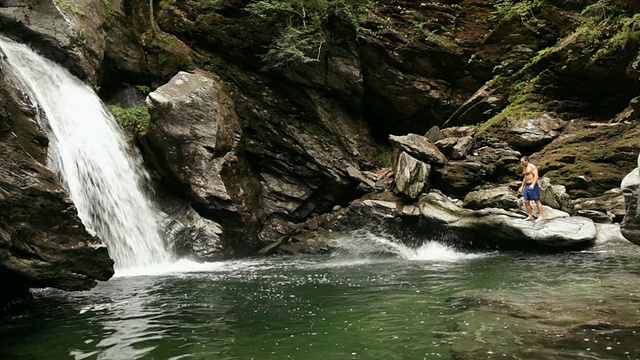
[524, 183, 540, 201]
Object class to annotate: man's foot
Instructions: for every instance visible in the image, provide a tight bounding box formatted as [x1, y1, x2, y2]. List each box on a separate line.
[526, 217, 535, 221]
[535, 217, 544, 222]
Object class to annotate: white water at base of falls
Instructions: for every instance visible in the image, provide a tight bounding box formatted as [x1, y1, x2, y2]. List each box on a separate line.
[0, 36, 172, 271]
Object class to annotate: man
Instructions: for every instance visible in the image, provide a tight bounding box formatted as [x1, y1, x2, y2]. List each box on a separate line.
[518, 156, 544, 221]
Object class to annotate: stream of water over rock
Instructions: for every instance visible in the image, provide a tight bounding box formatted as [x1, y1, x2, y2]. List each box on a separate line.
[0, 36, 172, 271]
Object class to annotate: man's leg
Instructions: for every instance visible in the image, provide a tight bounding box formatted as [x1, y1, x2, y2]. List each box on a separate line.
[535, 199, 544, 220]
[525, 200, 534, 220]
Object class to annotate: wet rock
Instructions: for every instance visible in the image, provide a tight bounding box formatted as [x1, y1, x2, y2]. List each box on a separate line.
[389, 133, 447, 165]
[394, 152, 431, 199]
[0, 63, 114, 302]
[156, 193, 224, 262]
[620, 154, 640, 245]
[302, 190, 596, 251]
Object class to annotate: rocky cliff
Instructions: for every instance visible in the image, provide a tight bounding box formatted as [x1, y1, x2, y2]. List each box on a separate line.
[1, 0, 640, 303]
[0, 61, 114, 312]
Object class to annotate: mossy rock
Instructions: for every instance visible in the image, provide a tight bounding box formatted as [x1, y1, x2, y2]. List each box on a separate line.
[536, 121, 640, 198]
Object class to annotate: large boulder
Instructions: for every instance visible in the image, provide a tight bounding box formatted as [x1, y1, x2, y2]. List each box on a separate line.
[435, 136, 474, 160]
[620, 154, 640, 245]
[142, 70, 262, 255]
[389, 134, 447, 165]
[394, 151, 431, 199]
[463, 186, 519, 210]
[0, 62, 114, 307]
[538, 177, 574, 214]
[419, 192, 595, 248]
[506, 113, 564, 152]
[285, 190, 597, 252]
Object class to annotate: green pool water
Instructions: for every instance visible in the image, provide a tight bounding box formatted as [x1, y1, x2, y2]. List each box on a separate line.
[1, 236, 639, 360]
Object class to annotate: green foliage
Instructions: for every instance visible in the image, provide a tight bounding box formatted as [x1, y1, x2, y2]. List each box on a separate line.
[575, 0, 640, 63]
[245, 0, 372, 70]
[55, 0, 85, 15]
[135, 85, 151, 94]
[110, 105, 151, 135]
[492, 0, 545, 29]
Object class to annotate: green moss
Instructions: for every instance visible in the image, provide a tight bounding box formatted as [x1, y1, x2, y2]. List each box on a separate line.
[109, 105, 151, 135]
[55, 0, 85, 16]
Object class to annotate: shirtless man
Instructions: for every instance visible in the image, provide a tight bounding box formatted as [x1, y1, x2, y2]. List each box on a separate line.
[518, 156, 544, 221]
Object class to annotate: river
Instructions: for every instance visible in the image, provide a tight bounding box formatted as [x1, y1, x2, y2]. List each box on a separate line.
[1, 234, 639, 360]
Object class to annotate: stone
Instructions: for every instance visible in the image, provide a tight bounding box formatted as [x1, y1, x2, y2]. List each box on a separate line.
[156, 192, 224, 261]
[435, 136, 474, 160]
[425, 126, 444, 143]
[463, 186, 519, 210]
[143, 70, 264, 255]
[419, 192, 595, 247]
[507, 113, 564, 152]
[432, 140, 521, 198]
[394, 151, 431, 199]
[575, 209, 614, 224]
[538, 177, 574, 214]
[145, 71, 241, 210]
[620, 157, 640, 245]
[389, 133, 447, 165]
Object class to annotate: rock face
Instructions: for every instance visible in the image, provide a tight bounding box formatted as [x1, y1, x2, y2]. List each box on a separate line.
[0, 0, 108, 83]
[0, 63, 114, 306]
[620, 155, 640, 245]
[143, 69, 379, 254]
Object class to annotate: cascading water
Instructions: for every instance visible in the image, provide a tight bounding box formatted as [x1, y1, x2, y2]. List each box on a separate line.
[0, 36, 172, 271]
[331, 230, 482, 261]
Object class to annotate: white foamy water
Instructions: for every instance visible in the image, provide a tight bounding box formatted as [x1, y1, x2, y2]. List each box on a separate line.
[334, 231, 482, 262]
[0, 36, 172, 271]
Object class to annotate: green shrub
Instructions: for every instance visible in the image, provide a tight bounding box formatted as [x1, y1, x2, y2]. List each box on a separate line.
[245, 0, 372, 70]
[110, 105, 151, 135]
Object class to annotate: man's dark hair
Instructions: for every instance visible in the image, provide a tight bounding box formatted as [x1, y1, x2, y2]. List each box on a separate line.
[521, 156, 530, 162]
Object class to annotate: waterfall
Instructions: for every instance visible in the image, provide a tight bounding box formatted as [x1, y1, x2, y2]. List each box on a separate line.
[0, 36, 172, 271]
